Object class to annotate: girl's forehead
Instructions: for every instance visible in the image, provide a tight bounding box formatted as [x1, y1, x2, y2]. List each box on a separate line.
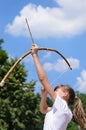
[56, 87, 67, 93]
[55, 87, 63, 91]
[54, 85, 67, 91]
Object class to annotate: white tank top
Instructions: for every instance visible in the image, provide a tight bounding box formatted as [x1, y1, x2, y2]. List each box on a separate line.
[43, 95, 72, 130]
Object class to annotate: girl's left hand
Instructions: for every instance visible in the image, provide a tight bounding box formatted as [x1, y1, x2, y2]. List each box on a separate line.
[41, 86, 47, 95]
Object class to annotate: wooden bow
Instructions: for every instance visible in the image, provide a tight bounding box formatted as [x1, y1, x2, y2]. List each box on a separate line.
[0, 47, 72, 87]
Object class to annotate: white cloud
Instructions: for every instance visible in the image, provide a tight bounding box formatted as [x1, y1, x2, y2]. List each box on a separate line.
[42, 51, 52, 59]
[5, 0, 86, 38]
[43, 57, 80, 72]
[75, 70, 86, 93]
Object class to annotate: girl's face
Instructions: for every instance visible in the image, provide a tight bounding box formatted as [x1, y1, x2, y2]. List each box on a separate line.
[55, 87, 69, 100]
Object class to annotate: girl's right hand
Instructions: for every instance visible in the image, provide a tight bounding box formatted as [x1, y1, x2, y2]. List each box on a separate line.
[31, 43, 38, 55]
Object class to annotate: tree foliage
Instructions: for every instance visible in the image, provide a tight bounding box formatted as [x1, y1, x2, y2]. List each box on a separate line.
[0, 39, 8, 65]
[0, 39, 42, 130]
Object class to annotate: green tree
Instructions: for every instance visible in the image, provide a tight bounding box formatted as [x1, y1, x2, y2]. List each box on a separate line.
[0, 39, 41, 130]
[0, 39, 8, 65]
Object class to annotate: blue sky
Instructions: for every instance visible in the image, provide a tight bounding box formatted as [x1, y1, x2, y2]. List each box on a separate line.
[0, 0, 86, 93]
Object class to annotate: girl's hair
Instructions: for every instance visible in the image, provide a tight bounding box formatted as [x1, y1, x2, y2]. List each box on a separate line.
[54, 84, 75, 105]
[73, 97, 86, 130]
[54, 84, 86, 130]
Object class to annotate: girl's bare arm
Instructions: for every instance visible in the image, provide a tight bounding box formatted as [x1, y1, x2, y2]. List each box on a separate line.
[31, 44, 57, 101]
[40, 86, 51, 114]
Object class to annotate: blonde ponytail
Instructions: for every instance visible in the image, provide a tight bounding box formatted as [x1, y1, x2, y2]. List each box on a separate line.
[73, 97, 86, 130]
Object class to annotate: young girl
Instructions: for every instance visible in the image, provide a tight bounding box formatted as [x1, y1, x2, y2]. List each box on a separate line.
[31, 43, 86, 130]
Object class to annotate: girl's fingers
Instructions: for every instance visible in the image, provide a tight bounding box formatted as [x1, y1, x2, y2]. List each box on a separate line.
[41, 86, 45, 90]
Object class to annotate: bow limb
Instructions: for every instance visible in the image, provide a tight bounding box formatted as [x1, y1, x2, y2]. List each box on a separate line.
[0, 47, 72, 87]
[0, 50, 32, 87]
[38, 48, 72, 70]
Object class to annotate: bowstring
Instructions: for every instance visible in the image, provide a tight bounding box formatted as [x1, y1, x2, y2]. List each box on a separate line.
[50, 68, 70, 86]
